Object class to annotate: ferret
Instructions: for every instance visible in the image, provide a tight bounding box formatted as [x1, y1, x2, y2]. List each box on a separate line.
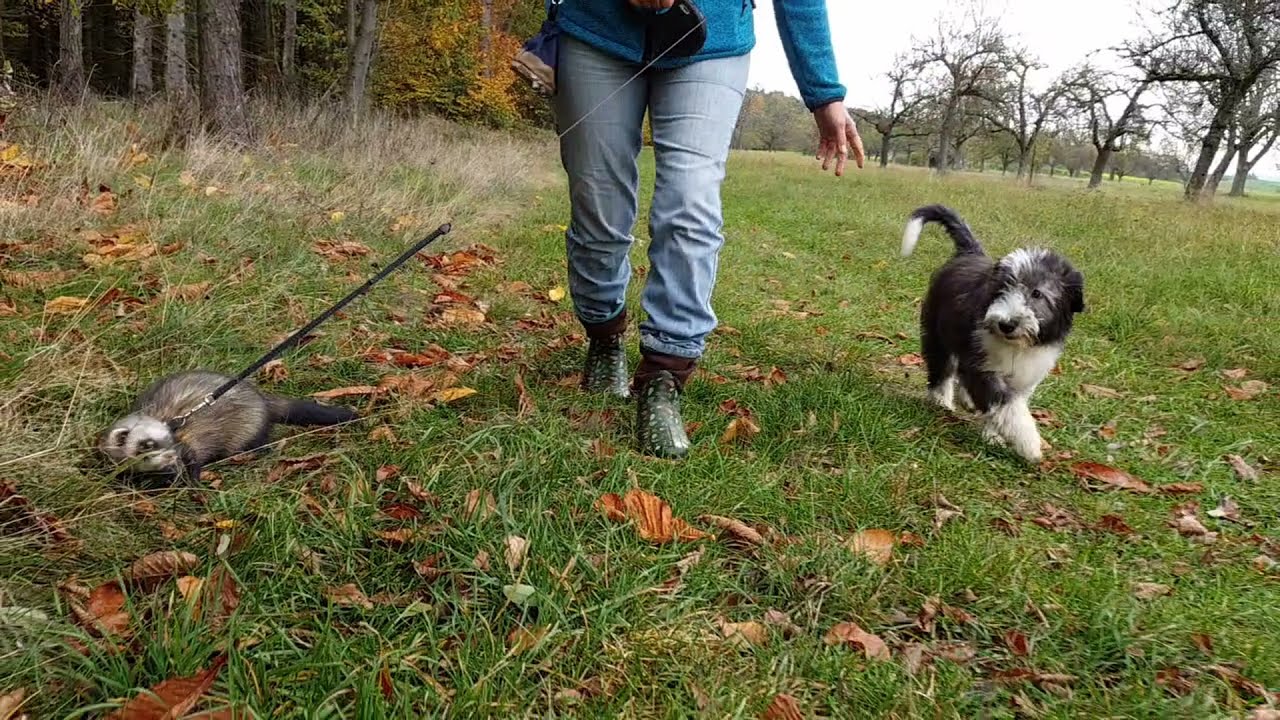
[98, 370, 358, 483]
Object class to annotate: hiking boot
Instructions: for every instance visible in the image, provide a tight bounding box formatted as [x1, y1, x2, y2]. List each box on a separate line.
[581, 334, 630, 398]
[635, 370, 691, 459]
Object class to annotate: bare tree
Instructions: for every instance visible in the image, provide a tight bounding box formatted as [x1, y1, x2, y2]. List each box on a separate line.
[1126, 0, 1280, 200]
[1226, 75, 1280, 195]
[163, 2, 190, 98]
[910, 11, 1005, 174]
[1063, 64, 1153, 189]
[55, 0, 85, 98]
[982, 47, 1067, 180]
[131, 9, 156, 97]
[346, 0, 380, 119]
[199, 0, 250, 141]
[853, 55, 931, 168]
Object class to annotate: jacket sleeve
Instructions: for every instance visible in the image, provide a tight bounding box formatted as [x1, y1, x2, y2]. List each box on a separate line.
[772, 0, 847, 111]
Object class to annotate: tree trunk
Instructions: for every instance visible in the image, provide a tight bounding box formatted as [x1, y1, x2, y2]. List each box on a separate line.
[935, 99, 956, 175]
[244, 0, 274, 90]
[1184, 102, 1233, 201]
[878, 132, 891, 168]
[1228, 147, 1249, 196]
[347, 0, 358, 53]
[199, 0, 250, 141]
[282, 0, 298, 87]
[131, 10, 155, 97]
[1015, 146, 1029, 179]
[346, 0, 379, 119]
[1087, 147, 1110, 189]
[480, 0, 493, 77]
[55, 0, 85, 98]
[165, 5, 190, 98]
[1206, 124, 1237, 196]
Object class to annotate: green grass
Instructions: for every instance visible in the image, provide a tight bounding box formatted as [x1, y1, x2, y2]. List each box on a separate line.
[2, 109, 1279, 718]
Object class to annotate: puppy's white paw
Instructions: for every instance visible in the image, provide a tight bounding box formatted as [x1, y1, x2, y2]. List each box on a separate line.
[929, 380, 957, 412]
[986, 400, 1042, 463]
[955, 385, 976, 412]
[982, 422, 1007, 446]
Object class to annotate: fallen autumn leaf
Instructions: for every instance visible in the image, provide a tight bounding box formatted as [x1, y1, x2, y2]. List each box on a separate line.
[1223, 380, 1269, 401]
[43, 296, 91, 315]
[1207, 496, 1242, 523]
[504, 535, 529, 574]
[1132, 582, 1173, 600]
[698, 514, 765, 546]
[325, 583, 374, 610]
[720, 415, 762, 444]
[126, 551, 201, 588]
[464, 489, 497, 520]
[845, 528, 895, 567]
[508, 625, 549, 654]
[1167, 502, 1218, 543]
[596, 489, 711, 543]
[824, 622, 890, 661]
[715, 618, 769, 648]
[1080, 383, 1124, 399]
[760, 693, 803, 720]
[104, 653, 227, 720]
[1225, 455, 1259, 482]
[1070, 462, 1153, 494]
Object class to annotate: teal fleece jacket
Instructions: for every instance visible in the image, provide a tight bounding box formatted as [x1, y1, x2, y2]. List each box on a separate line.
[550, 0, 846, 111]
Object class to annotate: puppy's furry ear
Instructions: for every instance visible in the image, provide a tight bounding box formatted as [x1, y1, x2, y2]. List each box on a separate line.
[1065, 269, 1085, 313]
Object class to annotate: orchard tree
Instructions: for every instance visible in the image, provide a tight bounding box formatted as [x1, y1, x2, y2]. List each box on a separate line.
[1062, 63, 1153, 188]
[854, 54, 932, 167]
[1225, 74, 1279, 195]
[1126, 0, 1280, 200]
[982, 46, 1067, 180]
[910, 9, 1006, 174]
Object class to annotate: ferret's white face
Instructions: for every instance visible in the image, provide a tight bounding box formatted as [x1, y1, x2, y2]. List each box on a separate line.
[100, 414, 181, 472]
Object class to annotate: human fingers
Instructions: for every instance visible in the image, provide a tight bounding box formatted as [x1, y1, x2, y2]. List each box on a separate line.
[847, 122, 866, 169]
[819, 138, 833, 172]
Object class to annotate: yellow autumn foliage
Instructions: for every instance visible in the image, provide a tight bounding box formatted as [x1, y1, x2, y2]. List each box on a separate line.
[374, 0, 537, 127]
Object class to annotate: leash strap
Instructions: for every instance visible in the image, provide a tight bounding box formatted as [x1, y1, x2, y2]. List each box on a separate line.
[168, 223, 453, 430]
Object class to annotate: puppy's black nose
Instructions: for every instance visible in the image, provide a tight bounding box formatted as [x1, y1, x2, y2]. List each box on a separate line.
[998, 320, 1017, 335]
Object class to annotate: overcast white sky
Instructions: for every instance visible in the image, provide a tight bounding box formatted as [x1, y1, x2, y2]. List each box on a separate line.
[746, 0, 1280, 180]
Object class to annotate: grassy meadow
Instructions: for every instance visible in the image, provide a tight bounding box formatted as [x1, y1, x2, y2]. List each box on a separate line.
[1, 103, 1278, 718]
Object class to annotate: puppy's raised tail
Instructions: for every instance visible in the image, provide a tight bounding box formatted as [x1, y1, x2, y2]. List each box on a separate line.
[901, 205, 983, 257]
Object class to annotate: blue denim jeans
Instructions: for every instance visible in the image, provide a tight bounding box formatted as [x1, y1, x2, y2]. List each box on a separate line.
[554, 36, 750, 360]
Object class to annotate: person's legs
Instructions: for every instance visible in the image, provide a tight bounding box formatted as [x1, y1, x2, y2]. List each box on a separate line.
[632, 52, 750, 458]
[554, 36, 649, 397]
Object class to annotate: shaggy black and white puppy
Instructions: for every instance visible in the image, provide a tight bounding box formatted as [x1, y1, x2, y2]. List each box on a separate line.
[901, 205, 1085, 463]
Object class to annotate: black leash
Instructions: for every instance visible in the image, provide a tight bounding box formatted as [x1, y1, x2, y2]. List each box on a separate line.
[168, 222, 454, 431]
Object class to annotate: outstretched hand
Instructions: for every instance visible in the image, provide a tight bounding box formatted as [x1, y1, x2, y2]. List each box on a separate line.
[813, 102, 865, 177]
